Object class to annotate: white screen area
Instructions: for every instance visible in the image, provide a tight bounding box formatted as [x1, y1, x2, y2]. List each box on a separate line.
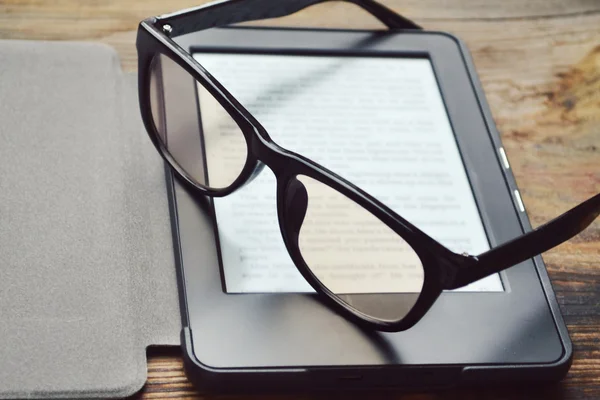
[192, 53, 503, 293]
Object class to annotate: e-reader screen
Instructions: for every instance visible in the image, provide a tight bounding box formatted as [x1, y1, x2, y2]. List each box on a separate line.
[192, 52, 504, 294]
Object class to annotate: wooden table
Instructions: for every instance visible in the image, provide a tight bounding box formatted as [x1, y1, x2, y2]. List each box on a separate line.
[2, 1, 598, 398]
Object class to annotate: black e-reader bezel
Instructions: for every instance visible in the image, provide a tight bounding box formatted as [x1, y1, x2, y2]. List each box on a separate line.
[166, 26, 572, 392]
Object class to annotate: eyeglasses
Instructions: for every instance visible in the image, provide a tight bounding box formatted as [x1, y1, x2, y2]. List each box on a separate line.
[136, 0, 600, 332]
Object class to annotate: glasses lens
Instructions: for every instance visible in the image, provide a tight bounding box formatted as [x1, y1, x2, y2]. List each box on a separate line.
[149, 54, 248, 190]
[288, 175, 424, 322]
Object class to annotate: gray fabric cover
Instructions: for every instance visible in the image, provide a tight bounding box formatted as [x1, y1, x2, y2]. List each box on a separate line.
[0, 40, 180, 398]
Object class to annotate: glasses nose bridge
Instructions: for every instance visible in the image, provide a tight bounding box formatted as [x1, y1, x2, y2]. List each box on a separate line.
[247, 129, 296, 178]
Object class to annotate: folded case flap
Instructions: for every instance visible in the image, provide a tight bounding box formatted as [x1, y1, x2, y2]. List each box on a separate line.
[0, 40, 180, 399]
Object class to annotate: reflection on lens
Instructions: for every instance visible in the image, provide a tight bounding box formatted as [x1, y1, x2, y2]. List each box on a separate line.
[291, 175, 424, 322]
[149, 54, 248, 190]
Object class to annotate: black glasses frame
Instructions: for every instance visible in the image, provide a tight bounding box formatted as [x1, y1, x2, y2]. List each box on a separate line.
[136, 0, 600, 332]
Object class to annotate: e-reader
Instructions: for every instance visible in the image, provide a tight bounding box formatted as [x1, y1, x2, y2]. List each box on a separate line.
[165, 26, 571, 392]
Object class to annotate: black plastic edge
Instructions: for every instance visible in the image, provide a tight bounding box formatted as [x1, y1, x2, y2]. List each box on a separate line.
[446, 32, 573, 380]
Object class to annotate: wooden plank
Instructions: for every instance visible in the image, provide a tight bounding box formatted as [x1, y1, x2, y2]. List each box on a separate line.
[1, 1, 600, 42]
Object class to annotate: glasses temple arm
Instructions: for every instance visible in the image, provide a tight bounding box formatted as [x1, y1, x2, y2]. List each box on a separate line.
[347, 0, 421, 29]
[158, 0, 420, 37]
[447, 192, 600, 289]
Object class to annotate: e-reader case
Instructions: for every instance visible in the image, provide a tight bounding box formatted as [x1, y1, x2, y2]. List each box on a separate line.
[0, 40, 180, 399]
[0, 29, 571, 398]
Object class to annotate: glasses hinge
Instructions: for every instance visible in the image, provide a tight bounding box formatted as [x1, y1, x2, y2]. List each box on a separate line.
[162, 24, 173, 36]
[439, 253, 479, 290]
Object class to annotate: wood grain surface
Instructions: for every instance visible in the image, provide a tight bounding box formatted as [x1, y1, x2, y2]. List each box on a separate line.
[1, 1, 598, 399]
